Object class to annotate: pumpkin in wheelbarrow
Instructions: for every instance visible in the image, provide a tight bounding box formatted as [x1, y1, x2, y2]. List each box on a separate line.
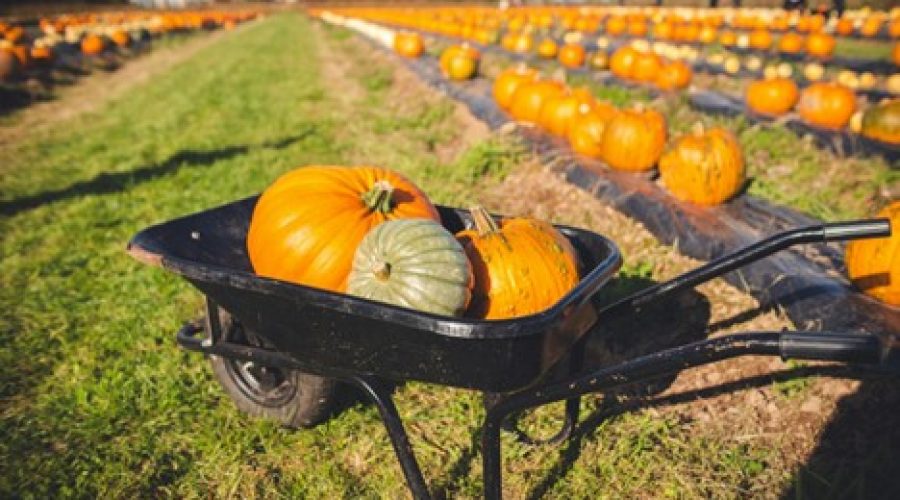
[456, 206, 579, 319]
[247, 166, 439, 292]
[846, 201, 900, 306]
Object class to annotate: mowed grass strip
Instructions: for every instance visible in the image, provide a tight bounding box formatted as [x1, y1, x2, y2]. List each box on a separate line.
[0, 13, 813, 498]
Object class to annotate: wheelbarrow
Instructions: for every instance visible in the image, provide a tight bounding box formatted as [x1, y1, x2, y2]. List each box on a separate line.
[127, 196, 897, 499]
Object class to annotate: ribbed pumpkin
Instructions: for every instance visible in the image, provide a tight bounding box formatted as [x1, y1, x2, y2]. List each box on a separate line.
[394, 32, 424, 58]
[247, 166, 439, 292]
[567, 102, 618, 158]
[659, 123, 744, 206]
[609, 46, 638, 80]
[806, 32, 835, 58]
[538, 88, 594, 137]
[456, 206, 579, 319]
[492, 65, 537, 110]
[797, 82, 856, 130]
[745, 77, 799, 117]
[778, 32, 805, 54]
[536, 38, 557, 59]
[508, 79, 564, 124]
[347, 219, 472, 317]
[846, 202, 900, 306]
[558, 43, 585, 69]
[81, 34, 105, 55]
[860, 99, 900, 145]
[599, 104, 667, 172]
[655, 60, 692, 90]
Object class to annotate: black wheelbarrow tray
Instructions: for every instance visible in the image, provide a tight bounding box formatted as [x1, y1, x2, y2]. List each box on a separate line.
[128, 195, 898, 499]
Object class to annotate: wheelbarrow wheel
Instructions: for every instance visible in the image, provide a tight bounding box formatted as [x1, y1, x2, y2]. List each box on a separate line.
[206, 307, 339, 428]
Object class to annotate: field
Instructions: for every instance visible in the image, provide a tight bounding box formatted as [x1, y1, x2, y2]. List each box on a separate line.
[2, 11, 899, 498]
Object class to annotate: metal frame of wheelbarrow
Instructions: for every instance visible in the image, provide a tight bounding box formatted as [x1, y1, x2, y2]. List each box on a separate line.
[133, 199, 894, 499]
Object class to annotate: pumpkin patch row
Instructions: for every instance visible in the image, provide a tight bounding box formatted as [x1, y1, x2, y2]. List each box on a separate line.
[246, 165, 578, 320]
[493, 65, 744, 206]
[0, 9, 258, 84]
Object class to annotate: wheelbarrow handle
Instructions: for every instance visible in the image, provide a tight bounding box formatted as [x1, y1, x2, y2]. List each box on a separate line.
[608, 218, 890, 310]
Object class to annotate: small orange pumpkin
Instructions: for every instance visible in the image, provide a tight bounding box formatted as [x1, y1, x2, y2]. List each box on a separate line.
[492, 65, 538, 110]
[538, 88, 594, 137]
[631, 51, 662, 83]
[247, 166, 439, 292]
[846, 201, 900, 306]
[836, 18, 855, 36]
[892, 42, 900, 67]
[797, 82, 856, 130]
[440, 44, 479, 80]
[859, 99, 900, 145]
[778, 32, 805, 54]
[567, 101, 619, 158]
[806, 32, 835, 59]
[393, 32, 424, 58]
[599, 104, 667, 172]
[536, 38, 558, 59]
[111, 30, 131, 48]
[609, 45, 638, 80]
[456, 206, 579, 319]
[659, 123, 745, 206]
[81, 34, 105, 56]
[508, 79, 565, 125]
[745, 77, 799, 117]
[558, 43, 586, 69]
[748, 29, 773, 51]
[655, 60, 692, 90]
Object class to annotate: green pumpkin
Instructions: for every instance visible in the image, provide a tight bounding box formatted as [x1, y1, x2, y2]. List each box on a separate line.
[861, 99, 900, 145]
[348, 219, 473, 317]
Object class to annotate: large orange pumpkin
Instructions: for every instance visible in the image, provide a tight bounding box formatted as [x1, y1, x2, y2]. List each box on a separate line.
[797, 82, 856, 130]
[846, 201, 900, 306]
[456, 206, 579, 319]
[81, 34, 105, 56]
[655, 60, 692, 90]
[659, 123, 745, 206]
[247, 166, 439, 292]
[558, 43, 586, 69]
[508, 79, 565, 124]
[394, 32, 424, 58]
[806, 32, 835, 59]
[599, 104, 667, 172]
[745, 77, 799, 117]
[493, 65, 538, 110]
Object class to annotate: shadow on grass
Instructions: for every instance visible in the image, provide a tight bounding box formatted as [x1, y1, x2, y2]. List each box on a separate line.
[781, 377, 900, 500]
[0, 131, 315, 217]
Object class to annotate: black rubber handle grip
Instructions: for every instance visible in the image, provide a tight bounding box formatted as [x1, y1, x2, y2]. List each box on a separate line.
[175, 322, 205, 351]
[821, 218, 891, 242]
[780, 332, 881, 364]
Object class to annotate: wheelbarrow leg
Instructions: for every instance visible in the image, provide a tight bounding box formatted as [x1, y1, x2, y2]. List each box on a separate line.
[350, 376, 431, 500]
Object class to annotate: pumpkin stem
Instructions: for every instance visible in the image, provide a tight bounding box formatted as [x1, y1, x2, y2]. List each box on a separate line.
[362, 180, 395, 214]
[373, 261, 391, 281]
[470, 205, 500, 237]
[692, 122, 706, 137]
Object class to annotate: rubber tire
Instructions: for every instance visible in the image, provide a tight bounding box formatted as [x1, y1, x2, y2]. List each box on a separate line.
[207, 307, 339, 428]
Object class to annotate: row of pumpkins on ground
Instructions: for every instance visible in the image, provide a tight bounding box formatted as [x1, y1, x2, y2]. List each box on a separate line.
[0, 10, 258, 82]
[247, 166, 581, 319]
[395, 32, 900, 147]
